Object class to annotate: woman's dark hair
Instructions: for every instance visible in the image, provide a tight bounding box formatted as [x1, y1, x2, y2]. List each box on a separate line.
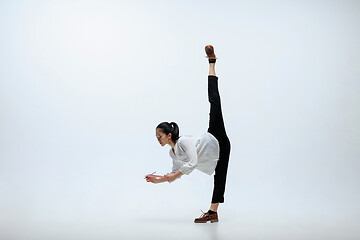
[156, 122, 180, 142]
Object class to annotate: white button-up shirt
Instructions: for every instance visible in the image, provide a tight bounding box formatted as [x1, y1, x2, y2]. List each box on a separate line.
[169, 132, 220, 175]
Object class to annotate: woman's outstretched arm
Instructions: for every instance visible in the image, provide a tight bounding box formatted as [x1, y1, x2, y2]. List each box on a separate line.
[146, 171, 184, 184]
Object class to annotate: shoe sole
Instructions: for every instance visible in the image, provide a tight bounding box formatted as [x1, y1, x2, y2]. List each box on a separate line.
[194, 219, 219, 223]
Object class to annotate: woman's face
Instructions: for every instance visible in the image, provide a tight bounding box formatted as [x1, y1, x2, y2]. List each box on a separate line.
[156, 128, 172, 147]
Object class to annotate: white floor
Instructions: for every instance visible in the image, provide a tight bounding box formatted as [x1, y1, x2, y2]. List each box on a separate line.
[1, 164, 359, 240]
[1, 210, 359, 240]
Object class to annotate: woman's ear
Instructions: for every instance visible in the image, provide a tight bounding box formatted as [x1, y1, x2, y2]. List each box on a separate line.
[168, 133, 172, 139]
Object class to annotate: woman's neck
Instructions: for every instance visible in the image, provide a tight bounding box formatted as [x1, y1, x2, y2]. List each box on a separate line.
[168, 140, 176, 149]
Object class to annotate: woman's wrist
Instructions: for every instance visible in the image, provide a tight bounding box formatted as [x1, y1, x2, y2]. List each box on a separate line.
[160, 177, 168, 183]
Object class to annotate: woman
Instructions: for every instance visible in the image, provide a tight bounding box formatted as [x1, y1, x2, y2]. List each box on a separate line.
[145, 45, 231, 223]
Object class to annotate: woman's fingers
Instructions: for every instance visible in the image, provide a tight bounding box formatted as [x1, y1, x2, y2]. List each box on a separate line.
[146, 176, 156, 183]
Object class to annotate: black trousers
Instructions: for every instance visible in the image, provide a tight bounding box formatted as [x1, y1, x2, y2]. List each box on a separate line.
[207, 75, 231, 204]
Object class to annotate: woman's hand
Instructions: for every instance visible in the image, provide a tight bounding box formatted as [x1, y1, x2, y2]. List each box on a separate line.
[145, 175, 159, 184]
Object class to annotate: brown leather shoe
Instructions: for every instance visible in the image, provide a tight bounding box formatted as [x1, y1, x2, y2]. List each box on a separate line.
[194, 210, 219, 223]
[205, 45, 217, 59]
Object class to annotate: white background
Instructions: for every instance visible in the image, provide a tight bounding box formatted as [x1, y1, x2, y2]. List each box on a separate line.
[1, 0, 359, 239]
